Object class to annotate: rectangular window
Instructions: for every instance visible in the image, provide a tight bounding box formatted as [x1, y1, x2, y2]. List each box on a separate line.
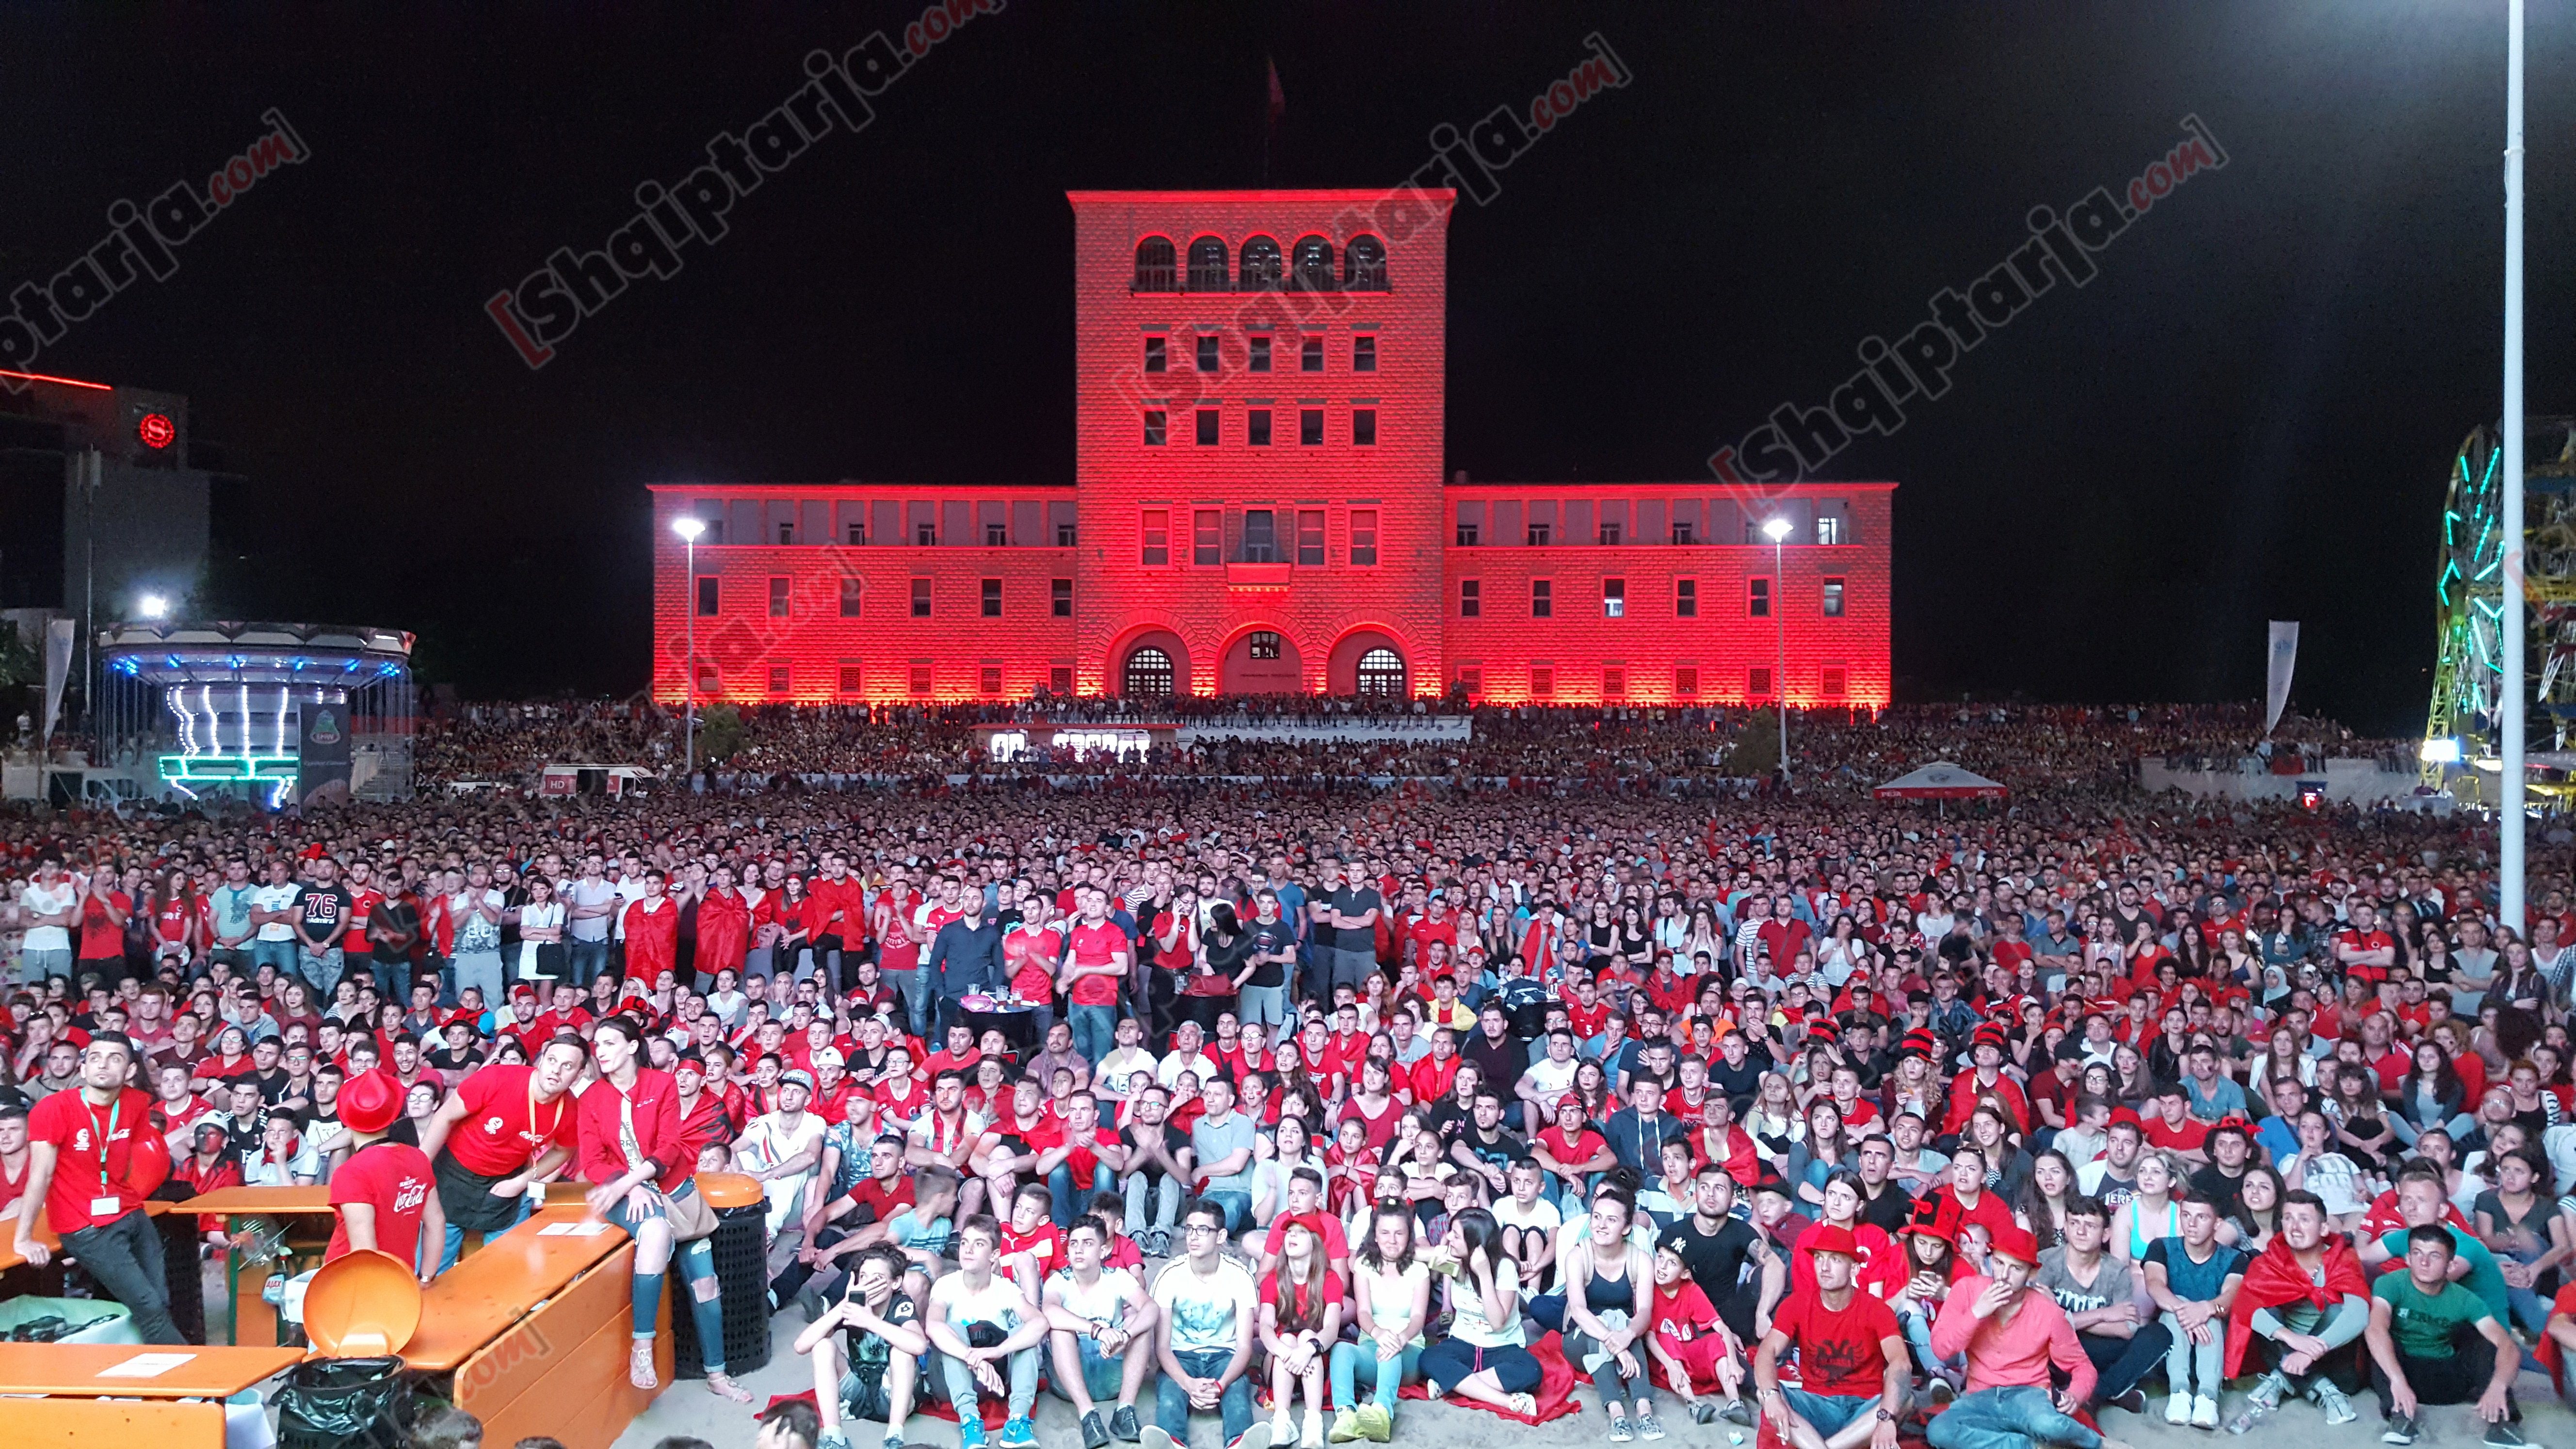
[768, 576, 790, 618]
[1353, 335, 1376, 372]
[1674, 665, 1699, 697]
[839, 577, 863, 617]
[1749, 577, 1771, 618]
[1459, 579, 1481, 617]
[1598, 520, 1622, 545]
[838, 664, 864, 693]
[1141, 509, 1169, 565]
[982, 521, 1005, 546]
[1823, 577, 1847, 617]
[1051, 578, 1073, 616]
[1352, 408, 1376, 446]
[845, 520, 866, 545]
[777, 520, 794, 545]
[1748, 666, 1774, 696]
[1193, 509, 1222, 566]
[694, 576, 719, 617]
[1049, 666, 1073, 693]
[1196, 334, 1219, 372]
[1817, 514, 1845, 546]
[1676, 578, 1697, 617]
[1526, 521, 1551, 546]
[1296, 510, 1325, 565]
[1143, 336, 1166, 372]
[1248, 334, 1271, 372]
[1242, 509, 1277, 562]
[1248, 409, 1272, 446]
[1349, 509, 1378, 566]
[1530, 665, 1555, 698]
[768, 665, 790, 694]
[1299, 409, 1323, 446]
[1602, 578, 1625, 617]
[1143, 410, 1166, 446]
[1300, 335, 1323, 372]
[980, 665, 1004, 695]
[914, 521, 937, 547]
[1457, 666, 1481, 697]
[910, 578, 932, 617]
[1822, 666, 1848, 697]
[1455, 520, 1479, 546]
[1603, 666, 1626, 698]
[1671, 521, 1694, 545]
[981, 578, 1002, 617]
[1531, 579, 1553, 618]
[1195, 408, 1219, 446]
[1056, 521, 1078, 546]
[909, 663, 933, 696]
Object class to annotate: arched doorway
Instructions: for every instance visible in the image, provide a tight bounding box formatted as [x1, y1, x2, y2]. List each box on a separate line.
[1220, 629, 1304, 693]
[1355, 647, 1406, 697]
[1123, 647, 1175, 698]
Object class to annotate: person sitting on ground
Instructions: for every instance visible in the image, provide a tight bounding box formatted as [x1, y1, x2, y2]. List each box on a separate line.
[794, 1244, 927, 1449]
[1924, 1224, 2136, 1449]
[2362, 1223, 2526, 1448]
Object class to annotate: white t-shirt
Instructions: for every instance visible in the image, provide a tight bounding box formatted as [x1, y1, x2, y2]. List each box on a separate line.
[1157, 1050, 1219, 1090]
[1055, 1266, 1141, 1334]
[19, 881, 73, 953]
[254, 883, 302, 941]
[1522, 1054, 1579, 1107]
[567, 879, 618, 943]
[1152, 1256, 1258, 1354]
[1493, 1195, 1563, 1237]
[1095, 1047, 1159, 1101]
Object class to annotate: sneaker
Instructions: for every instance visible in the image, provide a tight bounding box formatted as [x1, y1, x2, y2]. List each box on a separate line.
[2110, 1389, 2147, 1417]
[1690, 1402, 1719, 1426]
[2383, 1413, 2418, 1446]
[2483, 1424, 2530, 1449]
[1356, 1406, 1391, 1444]
[1003, 1417, 1038, 1449]
[1635, 1411, 1667, 1442]
[1083, 1411, 1112, 1449]
[1301, 1417, 1325, 1449]
[2247, 1373, 2286, 1413]
[1234, 1423, 1276, 1449]
[1607, 1413, 1634, 1444]
[819, 1433, 853, 1449]
[1141, 1427, 1177, 1449]
[1327, 1410, 1365, 1445]
[2315, 1383, 2357, 1427]
[1927, 1378, 1955, 1409]
[1113, 1407, 1144, 1443]
[2168, 1392, 2194, 1426]
[1269, 1414, 1293, 1449]
[2192, 1396, 2220, 1431]
[961, 1420, 989, 1449]
[1720, 1400, 1755, 1427]
[886, 1436, 907, 1449]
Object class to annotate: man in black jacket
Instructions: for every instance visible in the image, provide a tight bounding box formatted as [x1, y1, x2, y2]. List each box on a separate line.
[921, 893, 1003, 1040]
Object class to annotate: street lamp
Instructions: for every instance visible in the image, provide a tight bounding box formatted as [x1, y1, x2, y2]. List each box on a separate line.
[136, 593, 168, 620]
[2502, 0, 2528, 935]
[672, 515, 705, 782]
[1762, 515, 1793, 780]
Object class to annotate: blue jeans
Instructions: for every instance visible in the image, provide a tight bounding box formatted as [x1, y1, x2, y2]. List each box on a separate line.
[1199, 1189, 1251, 1233]
[1050, 1335, 1125, 1405]
[1155, 1345, 1252, 1448]
[1924, 1385, 2102, 1449]
[1070, 1004, 1117, 1065]
[1782, 1390, 1882, 1441]
[939, 1344, 1039, 1423]
[1329, 1341, 1421, 1417]
[569, 940, 610, 987]
[249, 938, 299, 980]
[887, 968, 932, 1040]
[605, 1184, 730, 1373]
[1050, 1161, 1108, 1229]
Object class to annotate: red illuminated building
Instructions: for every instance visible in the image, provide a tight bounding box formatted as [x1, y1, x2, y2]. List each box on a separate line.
[651, 189, 1892, 708]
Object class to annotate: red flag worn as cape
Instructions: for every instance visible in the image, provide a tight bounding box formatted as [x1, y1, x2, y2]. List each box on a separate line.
[2223, 1234, 2368, 1377]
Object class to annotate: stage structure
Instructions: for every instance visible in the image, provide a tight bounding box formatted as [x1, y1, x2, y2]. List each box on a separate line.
[93, 620, 417, 806]
[2425, 418, 2576, 787]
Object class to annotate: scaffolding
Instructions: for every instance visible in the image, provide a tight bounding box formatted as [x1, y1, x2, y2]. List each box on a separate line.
[92, 621, 417, 806]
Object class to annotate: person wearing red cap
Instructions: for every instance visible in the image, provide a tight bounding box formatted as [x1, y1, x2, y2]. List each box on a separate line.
[1941, 1025, 2028, 1139]
[1925, 1223, 2133, 1449]
[277, 1067, 440, 1330]
[1755, 1222, 1908, 1449]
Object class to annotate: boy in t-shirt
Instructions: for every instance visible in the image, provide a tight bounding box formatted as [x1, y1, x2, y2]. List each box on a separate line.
[2363, 1224, 2522, 1444]
[794, 1243, 929, 1449]
[1647, 1240, 1745, 1424]
[1752, 1224, 1908, 1449]
[2140, 1193, 2244, 1430]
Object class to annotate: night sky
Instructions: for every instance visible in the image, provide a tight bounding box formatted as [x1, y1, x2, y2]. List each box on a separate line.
[4, 1, 2567, 734]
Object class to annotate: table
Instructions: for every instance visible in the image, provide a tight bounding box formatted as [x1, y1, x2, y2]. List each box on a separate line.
[0, 1342, 304, 1449]
[401, 1204, 627, 1372]
[961, 1002, 1042, 1054]
[176, 1185, 338, 1345]
[0, 1200, 169, 1272]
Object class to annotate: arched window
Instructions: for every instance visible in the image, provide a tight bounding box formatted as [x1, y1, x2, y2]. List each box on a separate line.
[1186, 237, 1230, 290]
[1344, 236, 1387, 290]
[1290, 235, 1335, 291]
[1133, 237, 1176, 291]
[1356, 647, 1405, 697]
[1248, 631, 1282, 660]
[1123, 646, 1175, 698]
[1239, 236, 1282, 290]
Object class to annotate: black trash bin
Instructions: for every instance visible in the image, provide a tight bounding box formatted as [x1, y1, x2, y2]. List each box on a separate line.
[672, 1202, 771, 1378]
[157, 1210, 205, 1345]
[274, 1354, 413, 1449]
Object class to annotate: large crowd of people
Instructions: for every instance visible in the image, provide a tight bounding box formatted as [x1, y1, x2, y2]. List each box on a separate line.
[4, 696, 2559, 1449]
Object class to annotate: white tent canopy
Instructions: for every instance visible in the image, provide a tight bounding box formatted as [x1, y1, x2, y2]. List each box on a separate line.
[1873, 761, 2007, 800]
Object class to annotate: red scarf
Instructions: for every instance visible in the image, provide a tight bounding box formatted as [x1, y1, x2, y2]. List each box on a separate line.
[2224, 1234, 2368, 1376]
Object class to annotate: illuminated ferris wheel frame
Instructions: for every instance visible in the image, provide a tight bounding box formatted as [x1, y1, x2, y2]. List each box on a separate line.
[2425, 418, 2576, 788]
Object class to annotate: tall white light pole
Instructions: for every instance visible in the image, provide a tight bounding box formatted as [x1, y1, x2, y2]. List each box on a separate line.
[672, 515, 705, 783]
[1764, 515, 1794, 779]
[2503, 0, 2527, 937]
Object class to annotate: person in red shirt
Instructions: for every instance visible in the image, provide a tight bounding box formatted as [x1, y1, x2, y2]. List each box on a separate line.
[2139, 1085, 2211, 1164]
[1035, 1090, 1123, 1230]
[13, 1031, 183, 1342]
[298, 1068, 439, 1316]
[417, 1035, 584, 1273]
[1062, 887, 1131, 1065]
[996, 1178, 1067, 1292]
[672, 1051, 732, 1165]
[621, 871, 683, 987]
[1929, 1146, 2017, 1244]
[1751, 1222, 1907, 1446]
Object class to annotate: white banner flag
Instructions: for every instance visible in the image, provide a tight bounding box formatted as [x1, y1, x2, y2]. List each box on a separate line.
[2265, 620, 2300, 734]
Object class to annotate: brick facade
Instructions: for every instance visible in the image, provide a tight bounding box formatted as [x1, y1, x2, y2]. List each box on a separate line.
[651, 190, 1891, 708]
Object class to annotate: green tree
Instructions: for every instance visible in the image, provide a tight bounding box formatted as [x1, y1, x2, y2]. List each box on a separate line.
[696, 703, 745, 762]
[1724, 709, 1782, 777]
[0, 622, 35, 690]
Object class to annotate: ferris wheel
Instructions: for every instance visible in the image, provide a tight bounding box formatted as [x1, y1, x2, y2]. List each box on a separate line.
[2424, 417, 2576, 786]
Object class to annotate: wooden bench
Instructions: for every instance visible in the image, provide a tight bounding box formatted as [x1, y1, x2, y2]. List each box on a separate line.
[0, 1342, 304, 1449]
[175, 1185, 337, 1346]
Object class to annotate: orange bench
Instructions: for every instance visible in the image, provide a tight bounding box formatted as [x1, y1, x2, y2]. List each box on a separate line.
[0, 1342, 304, 1449]
[175, 1185, 336, 1345]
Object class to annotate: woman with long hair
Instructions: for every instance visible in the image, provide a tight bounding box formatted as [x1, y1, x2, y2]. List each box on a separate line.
[1745, 1072, 1804, 1172]
[1259, 1219, 1346, 1448]
[1584, 902, 1620, 966]
[2250, 1021, 2318, 1105]
[2472, 1146, 2570, 1339]
[2171, 923, 2211, 980]
[1790, 1102, 1848, 1210]
[2393, 1039, 2473, 1146]
[1815, 914, 1865, 985]
[1618, 903, 1655, 974]
[2109, 1044, 2154, 1108]
[1681, 907, 1727, 970]
[1541, 1191, 1664, 1440]
[2279, 1109, 2371, 1227]
[2015, 1150, 2077, 1251]
[1572, 1059, 1615, 1123]
[150, 868, 198, 970]
[515, 875, 566, 985]
[1889, 1210, 1963, 1389]
[1881, 1047, 1940, 1127]
[2504, 1057, 2563, 1138]
[1422, 1206, 1545, 1418]
[2231, 1166, 2285, 1254]
[2108, 1148, 2183, 1277]
[2326, 1063, 2399, 1171]
[1964, 1105, 2031, 1204]
[1328, 1203, 1431, 1443]
[2217, 927, 2260, 987]
[1338, 1057, 1405, 1154]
